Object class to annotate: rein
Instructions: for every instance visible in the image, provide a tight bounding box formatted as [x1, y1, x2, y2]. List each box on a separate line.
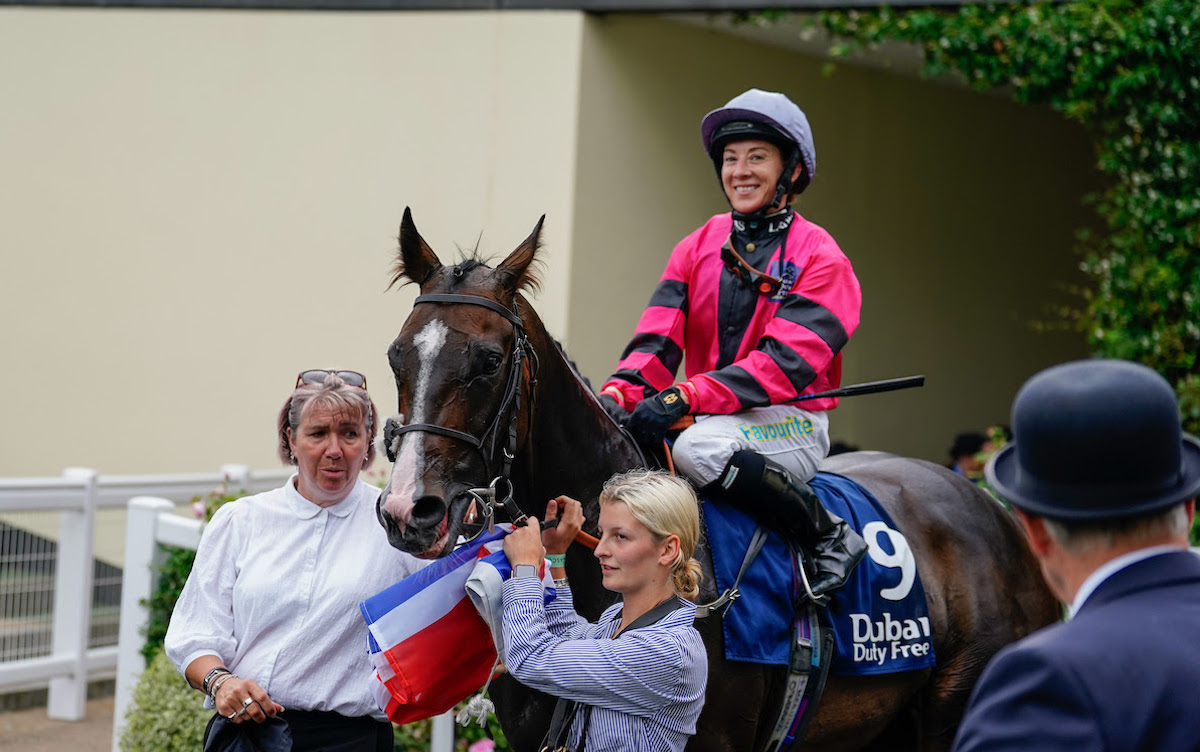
[387, 293, 540, 543]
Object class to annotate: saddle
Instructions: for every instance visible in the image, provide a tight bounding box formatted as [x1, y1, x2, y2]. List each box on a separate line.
[691, 470, 937, 751]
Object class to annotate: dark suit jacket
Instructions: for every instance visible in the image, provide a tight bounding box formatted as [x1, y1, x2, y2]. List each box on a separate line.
[952, 549, 1200, 752]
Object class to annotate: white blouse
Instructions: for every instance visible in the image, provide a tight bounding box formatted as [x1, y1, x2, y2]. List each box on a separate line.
[165, 476, 425, 720]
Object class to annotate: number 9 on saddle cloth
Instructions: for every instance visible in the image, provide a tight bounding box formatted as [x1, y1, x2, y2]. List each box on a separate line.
[699, 470, 936, 677]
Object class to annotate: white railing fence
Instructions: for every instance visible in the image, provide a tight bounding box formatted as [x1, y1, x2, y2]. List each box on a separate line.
[0, 465, 452, 752]
[0, 467, 287, 736]
[113, 496, 202, 752]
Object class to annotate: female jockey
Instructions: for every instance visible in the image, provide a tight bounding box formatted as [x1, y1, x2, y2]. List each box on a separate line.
[599, 88, 867, 599]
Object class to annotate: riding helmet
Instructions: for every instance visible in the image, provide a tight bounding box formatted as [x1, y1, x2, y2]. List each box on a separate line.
[700, 88, 816, 197]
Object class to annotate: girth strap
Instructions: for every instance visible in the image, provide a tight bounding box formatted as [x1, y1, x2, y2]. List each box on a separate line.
[695, 527, 769, 619]
[764, 604, 831, 752]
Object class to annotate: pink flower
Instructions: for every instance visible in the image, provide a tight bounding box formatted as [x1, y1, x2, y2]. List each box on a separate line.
[467, 740, 495, 752]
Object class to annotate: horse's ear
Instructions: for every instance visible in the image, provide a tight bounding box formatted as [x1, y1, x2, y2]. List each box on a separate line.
[390, 207, 443, 289]
[496, 215, 545, 296]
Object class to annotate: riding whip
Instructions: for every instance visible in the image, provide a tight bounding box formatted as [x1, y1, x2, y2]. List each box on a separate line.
[668, 375, 926, 433]
[794, 375, 925, 402]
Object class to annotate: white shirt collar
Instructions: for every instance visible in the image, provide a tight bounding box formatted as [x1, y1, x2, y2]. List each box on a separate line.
[284, 473, 362, 519]
[1068, 544, 1183, 618]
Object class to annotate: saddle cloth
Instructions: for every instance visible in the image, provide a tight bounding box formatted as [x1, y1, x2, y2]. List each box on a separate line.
[702, 471, 937, 676]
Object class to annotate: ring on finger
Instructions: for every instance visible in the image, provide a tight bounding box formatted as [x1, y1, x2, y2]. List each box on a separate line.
[242, 697, 254, 708]
[235, 707, 247, 717]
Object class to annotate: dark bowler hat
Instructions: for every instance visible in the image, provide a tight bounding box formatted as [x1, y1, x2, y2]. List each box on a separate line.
[985, 359, 1200, 519]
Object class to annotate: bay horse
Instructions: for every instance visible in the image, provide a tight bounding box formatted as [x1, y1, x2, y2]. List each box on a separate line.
[377, 209, 1058, 752]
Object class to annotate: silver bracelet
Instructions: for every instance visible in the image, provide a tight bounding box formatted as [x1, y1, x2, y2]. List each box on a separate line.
[202, 666, 231, 695]
[209, 672, 236, 698]
[553, 577, 570, 588]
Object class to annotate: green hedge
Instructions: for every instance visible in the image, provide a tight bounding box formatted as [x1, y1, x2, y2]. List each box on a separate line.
[119, 650, 211, 752]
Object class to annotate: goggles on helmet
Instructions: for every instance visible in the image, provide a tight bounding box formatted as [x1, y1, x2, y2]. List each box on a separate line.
[721, 239, 783, 297]
[709, 120, 794, 162]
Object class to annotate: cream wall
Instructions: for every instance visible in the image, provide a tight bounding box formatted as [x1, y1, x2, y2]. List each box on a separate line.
[0, 8, 584, 476]
[2, 7, 1098, 479]
[568, 14, 1095, 463]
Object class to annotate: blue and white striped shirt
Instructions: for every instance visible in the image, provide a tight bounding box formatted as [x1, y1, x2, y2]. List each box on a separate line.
[501, 578, 707, 752]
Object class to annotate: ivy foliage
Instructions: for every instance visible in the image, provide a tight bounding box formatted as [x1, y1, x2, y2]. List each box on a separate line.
[804, 1, 1200, 433]
[140, 487, 244, 663]
[140, 546, 195, 664]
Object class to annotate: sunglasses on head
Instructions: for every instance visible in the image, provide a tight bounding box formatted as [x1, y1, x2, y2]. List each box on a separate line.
[721, 240, 783, 297]
[295, 369, 368, 389]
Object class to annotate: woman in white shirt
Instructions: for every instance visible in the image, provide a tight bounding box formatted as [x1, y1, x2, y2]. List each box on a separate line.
[165, 369, 424, 751]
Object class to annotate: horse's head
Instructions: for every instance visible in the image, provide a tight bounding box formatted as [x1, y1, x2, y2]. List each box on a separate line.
[378, 208, 544, 558]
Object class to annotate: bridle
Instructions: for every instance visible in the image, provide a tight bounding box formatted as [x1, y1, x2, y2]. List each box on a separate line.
[380, 292, 540, 544]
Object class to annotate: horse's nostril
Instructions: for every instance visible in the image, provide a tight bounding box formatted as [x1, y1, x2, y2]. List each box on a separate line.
[379, 510, 399, 534]
[412, 495, 447, 527]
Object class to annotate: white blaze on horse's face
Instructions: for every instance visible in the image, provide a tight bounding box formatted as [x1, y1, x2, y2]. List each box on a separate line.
[382, 318, 448, 531]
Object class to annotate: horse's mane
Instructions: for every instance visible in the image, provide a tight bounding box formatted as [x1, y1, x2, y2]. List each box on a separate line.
[552, 338, 594, 393]
[388, 246, 488, 291]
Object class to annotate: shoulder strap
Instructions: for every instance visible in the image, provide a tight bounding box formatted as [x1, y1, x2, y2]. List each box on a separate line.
[621, 596, 687, 633]
[542, 596, 686, 750]
[543, 697, 577, 751]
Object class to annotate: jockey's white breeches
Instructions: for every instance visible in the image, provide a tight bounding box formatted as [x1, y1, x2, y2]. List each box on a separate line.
[672, 405, 830, 487]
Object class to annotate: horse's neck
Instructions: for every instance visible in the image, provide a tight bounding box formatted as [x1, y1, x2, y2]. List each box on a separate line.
[516, 330, 642, 511]
[509, 316, 635, 620]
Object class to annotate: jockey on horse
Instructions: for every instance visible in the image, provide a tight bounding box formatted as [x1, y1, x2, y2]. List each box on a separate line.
[599, 88, 868, 600]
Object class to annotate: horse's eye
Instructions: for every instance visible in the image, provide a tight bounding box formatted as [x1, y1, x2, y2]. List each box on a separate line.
[484, 353, 503, 374]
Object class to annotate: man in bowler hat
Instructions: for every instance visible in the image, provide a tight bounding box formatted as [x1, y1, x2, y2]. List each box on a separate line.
[952, 359, 1200, 752]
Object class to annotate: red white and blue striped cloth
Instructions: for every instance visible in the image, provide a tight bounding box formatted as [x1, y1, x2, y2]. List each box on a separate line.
[359, 526, 554, 724]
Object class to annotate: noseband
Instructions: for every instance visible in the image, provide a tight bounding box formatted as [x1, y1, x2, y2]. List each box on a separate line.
[383, 293, 540, 542]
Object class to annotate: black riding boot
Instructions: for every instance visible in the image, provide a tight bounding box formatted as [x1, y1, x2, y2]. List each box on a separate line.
[713, 450, 868, 599]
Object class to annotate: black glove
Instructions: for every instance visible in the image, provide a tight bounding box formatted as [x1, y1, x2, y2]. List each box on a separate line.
[598, 394, 630, 426]
[627, 387, 690, 448]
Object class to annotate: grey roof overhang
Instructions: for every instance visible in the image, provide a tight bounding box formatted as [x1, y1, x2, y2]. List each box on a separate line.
[0, 0, 1005, 11]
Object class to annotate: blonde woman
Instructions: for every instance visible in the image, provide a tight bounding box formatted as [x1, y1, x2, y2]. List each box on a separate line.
[501, 469, 708, 752]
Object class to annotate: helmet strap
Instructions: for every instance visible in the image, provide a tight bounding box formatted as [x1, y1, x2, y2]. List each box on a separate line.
[770, 151, 804, 211]
[744, 151, 803, 220]
[767, 182, 789, 214]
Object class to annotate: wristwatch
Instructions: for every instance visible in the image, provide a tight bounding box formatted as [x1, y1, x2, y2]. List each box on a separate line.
[513, 564, 539, 579]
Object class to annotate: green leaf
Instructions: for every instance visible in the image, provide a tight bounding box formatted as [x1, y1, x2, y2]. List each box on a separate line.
[807, 0, 1200, 433]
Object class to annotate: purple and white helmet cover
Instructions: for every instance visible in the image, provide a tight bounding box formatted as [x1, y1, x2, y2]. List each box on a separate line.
[701, 88, 816, 185]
